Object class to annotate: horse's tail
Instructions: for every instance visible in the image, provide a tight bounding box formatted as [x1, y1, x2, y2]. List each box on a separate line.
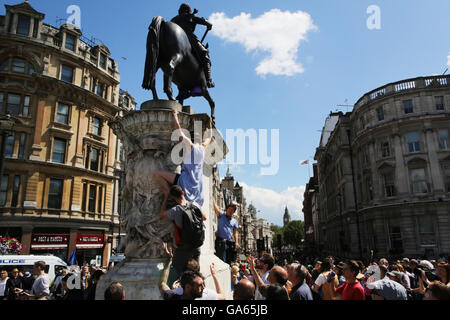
[142, 16, 164, 90]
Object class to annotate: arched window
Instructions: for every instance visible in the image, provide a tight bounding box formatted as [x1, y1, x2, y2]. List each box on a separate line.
[0, 57, 36, 75]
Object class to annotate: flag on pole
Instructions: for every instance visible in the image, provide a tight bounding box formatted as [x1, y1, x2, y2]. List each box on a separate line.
[68, 248, 77, 265]
[299, 160, 309, 165]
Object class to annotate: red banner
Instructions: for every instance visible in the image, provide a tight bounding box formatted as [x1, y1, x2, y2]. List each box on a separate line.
[76, 234, 104, 249]
[31, 234, 69, 250]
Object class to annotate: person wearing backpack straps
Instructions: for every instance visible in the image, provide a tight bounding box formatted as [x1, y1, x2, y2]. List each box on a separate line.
[160, 185, 207, 276]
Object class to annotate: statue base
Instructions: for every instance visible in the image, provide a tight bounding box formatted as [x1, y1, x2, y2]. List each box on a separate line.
[95, 253, 231, 300]
[95, 258, 168, 300]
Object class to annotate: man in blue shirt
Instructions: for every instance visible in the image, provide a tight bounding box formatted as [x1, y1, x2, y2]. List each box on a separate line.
[153, 110, 213, 208]
[213, 200, 240, 264]
[287, 263, 313, 300]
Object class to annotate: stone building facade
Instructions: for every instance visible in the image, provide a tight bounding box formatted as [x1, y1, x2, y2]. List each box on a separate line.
[0, 1, 135, 266]
[314, 75, 450, 260]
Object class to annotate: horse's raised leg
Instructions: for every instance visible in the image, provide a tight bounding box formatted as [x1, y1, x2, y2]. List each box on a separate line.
[164, 54, 183, 101]
[203, 87, 216, 123]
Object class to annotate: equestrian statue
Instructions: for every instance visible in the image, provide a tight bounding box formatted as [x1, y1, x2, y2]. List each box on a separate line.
[142, 3, 216, 120]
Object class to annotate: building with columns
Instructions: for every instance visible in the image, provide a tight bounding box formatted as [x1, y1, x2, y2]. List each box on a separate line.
[314, 75, 450, 260]
[0, 1, 135, 266]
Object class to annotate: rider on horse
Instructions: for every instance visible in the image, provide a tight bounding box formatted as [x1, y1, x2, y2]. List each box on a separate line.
[171, 3, 215, 88]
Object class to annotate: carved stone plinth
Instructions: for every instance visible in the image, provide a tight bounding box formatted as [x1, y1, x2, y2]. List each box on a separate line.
[95, 100, 231, 300]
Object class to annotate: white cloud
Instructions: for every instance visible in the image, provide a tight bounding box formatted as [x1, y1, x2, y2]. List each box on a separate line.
[209, 9, 317, 77]
[240, 182, 305, 226]
[448, 53, 450, 66]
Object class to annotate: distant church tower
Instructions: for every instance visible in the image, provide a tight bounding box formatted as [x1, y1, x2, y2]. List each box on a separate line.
[283, 206, 291, 226]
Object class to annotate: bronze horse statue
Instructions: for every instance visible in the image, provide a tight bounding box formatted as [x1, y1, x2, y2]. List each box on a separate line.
[142, 16, 215, 120]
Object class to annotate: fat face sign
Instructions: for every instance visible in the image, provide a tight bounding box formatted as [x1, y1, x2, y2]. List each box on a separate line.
[31, 234, 69, 250]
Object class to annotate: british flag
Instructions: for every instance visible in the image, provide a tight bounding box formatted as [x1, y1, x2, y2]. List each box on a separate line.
[299, 160, 309, 165]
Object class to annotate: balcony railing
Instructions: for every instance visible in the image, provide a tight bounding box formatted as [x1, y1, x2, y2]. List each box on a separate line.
[356, 75, 450, 109]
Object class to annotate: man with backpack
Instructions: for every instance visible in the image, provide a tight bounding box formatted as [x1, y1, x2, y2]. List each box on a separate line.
[160, 185, 206, 276]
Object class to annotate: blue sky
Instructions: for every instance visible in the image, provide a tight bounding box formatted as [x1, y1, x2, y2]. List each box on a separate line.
[4, 1, 450, 225]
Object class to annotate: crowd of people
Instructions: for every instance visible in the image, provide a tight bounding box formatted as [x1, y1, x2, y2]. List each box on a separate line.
[0, 261, 125, 300]
[158, 250, 450, 301]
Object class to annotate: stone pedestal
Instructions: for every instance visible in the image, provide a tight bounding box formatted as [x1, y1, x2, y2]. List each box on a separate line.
[95, 100, 230, 300]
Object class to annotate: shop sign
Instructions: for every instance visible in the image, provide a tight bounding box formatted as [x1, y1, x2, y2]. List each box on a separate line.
[76, 234, 104, 249]
[31, 234, 69, 250]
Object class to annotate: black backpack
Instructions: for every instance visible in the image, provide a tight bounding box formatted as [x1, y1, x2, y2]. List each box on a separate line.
[180, 203, 205, 248]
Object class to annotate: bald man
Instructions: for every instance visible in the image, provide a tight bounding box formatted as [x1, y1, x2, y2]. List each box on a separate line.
[267, 266, 288, 286]
[233, 279, 255, 300]
[249, 257, 288, 299]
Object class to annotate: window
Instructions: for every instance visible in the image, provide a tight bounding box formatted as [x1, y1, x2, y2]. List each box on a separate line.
[16, 15, 31, 36]
[56, 103, 70, 124]
[28, 64, 35, 75]
[381, 141, 390, 158]
[435, 96, 444, 110]
[100, 54, 107, 69]
[12, 58, 26, 73]
[383, 172, 396, 197]
[82, 183, 88, 211]
[418, 216, 435, 246]
[123, 96, 129, 108]
[365, 176, 373, 201]
[97, 186, 103, 213]
[377, 106, 384, 121]
[33, 19, 39, 38]
[90, 148, 99, 172]
[410, 168, 428, 194]
[60, 65, 74, 83]
[0, 60, 8, 71]
[23, 96, 30, 117]
[389, 225, 403, 251]
[18, 133, 26, 159]
[403, 100, 414, 114]
[65, 33, 76, 51]
[11, 175, 20, 207]
[444, 166, 450, 193]
[439, 129, 450, 150]
[88, 185, 96, 212]
[3, 134, 14, 157]
[0, 175, 8, 206]
[0, 93, 3, 112]
[85, 146, 91, 168]
[48, 179, 63, 209]
[92, 117, 102, 136]
[406, 132, 420, 153]
[6, 94, 21, 115]
[52, 138, 66, 163]
[96, 83, 104, 97]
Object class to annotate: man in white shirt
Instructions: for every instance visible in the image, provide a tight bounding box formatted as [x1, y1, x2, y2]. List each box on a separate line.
[248, 254, 275, 300]
[0, 269, 9, 299]
[15, 261, 50, 300]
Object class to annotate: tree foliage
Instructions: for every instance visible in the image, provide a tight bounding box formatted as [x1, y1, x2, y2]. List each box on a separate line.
[271, 221, 304, 247]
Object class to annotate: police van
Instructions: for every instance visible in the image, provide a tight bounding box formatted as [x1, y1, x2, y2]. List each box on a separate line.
[0, 255, 68, 284]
